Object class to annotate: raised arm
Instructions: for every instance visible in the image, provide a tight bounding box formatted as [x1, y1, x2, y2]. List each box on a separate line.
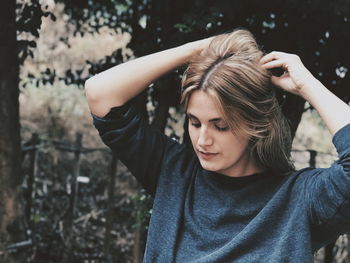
[85, 38, 213, 118]
[260, 51, 350, 135]
[261, 51, 350, 235]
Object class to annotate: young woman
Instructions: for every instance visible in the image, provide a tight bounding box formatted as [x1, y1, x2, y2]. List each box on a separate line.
[85, 29, 350, 262]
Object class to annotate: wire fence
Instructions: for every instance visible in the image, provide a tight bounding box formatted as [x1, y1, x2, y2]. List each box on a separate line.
[13, 132, 142, 262]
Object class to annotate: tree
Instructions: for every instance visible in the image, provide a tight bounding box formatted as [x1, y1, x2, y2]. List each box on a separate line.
[0, 1, 22, 262]
[0, 1, 54, 261]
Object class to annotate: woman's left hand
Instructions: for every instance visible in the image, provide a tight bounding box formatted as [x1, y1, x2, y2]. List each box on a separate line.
[260, 51, 317, 97]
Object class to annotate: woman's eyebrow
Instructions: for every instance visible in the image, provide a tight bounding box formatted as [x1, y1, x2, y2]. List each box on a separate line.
[186, 112, 222, 122]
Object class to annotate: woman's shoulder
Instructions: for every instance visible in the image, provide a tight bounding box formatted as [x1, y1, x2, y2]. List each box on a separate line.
[276, 167, 325, 192]
[288, 167, 325, 181]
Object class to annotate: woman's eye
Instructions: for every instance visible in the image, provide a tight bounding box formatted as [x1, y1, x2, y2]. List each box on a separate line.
[190, 122, 200, 128]
[215, 126, 229, 132]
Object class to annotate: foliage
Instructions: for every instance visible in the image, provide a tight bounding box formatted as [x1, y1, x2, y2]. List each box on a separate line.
[18, 0, 350, 139]
[19, 142, 137, 262]
[38, 0, 349, 100]
[132, 189, 153, 231]
[18, 0, 350, 99]
[17, 0, 56, 64]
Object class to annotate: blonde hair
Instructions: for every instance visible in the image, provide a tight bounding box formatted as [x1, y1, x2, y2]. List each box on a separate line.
[180, 29, 295, 175]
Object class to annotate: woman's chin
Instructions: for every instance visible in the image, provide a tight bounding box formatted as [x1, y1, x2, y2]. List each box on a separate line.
[200, 161, 219, 172]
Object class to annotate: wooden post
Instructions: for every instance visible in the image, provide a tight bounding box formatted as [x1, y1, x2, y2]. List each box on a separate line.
[25, 133, 39, 225]
[104, 154, 118, 262]
[71, 133, 82, 218]
[63, 133, 82, 262]
[133, 208, 142, 263]
[308, 150, 317, 168]
[347, 234, 350, 262]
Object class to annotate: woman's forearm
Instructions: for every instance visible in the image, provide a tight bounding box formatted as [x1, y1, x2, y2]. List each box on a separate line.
[300, 79, 350, 136]
[85, 39, 208, 117]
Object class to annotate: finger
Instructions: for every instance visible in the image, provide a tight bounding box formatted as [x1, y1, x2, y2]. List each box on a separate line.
[270, 75, 283, 87]
[271, 76, 299, 95]
[261, 59, 286, 70]
[270, 75, 291, 89]
[260, 51, 285, 64]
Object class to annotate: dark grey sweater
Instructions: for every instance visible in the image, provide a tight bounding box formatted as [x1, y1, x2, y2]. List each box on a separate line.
[92, 99, 350, 263]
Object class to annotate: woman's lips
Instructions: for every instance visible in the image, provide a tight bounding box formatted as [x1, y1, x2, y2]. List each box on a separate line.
[198, 150, 219, 160]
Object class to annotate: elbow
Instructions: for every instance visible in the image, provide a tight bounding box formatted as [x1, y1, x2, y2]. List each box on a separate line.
[84, 77, 99, 103]
[341, 155, 350, 174]
[85, 76, 127, 110]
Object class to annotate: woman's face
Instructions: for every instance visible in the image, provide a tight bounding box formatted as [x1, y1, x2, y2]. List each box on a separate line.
[186, 90, 258, 177]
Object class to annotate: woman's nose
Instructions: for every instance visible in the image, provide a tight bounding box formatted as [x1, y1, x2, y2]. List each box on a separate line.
[198, 128, 213, 146]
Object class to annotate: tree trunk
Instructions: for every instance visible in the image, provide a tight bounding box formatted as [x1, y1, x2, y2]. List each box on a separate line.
[0, 1, 22, 262]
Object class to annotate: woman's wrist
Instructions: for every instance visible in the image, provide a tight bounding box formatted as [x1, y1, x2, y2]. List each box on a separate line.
[184, 37, 215, 58]
[298, 77, 323, 101]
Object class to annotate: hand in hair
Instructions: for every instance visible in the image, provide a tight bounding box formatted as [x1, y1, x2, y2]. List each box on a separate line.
[261, 51, 350, 136]
[259, 51, 316, 97]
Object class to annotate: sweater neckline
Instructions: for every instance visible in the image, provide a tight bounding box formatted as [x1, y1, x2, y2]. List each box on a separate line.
[203, 169, 273, 187]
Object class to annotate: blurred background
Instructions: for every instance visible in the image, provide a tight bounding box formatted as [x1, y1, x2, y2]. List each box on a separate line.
[1, 0, 349, 262]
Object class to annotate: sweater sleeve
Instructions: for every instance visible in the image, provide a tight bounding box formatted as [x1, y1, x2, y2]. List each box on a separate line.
[306, 123, 350, 233]
[91, 99, 181, 197]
